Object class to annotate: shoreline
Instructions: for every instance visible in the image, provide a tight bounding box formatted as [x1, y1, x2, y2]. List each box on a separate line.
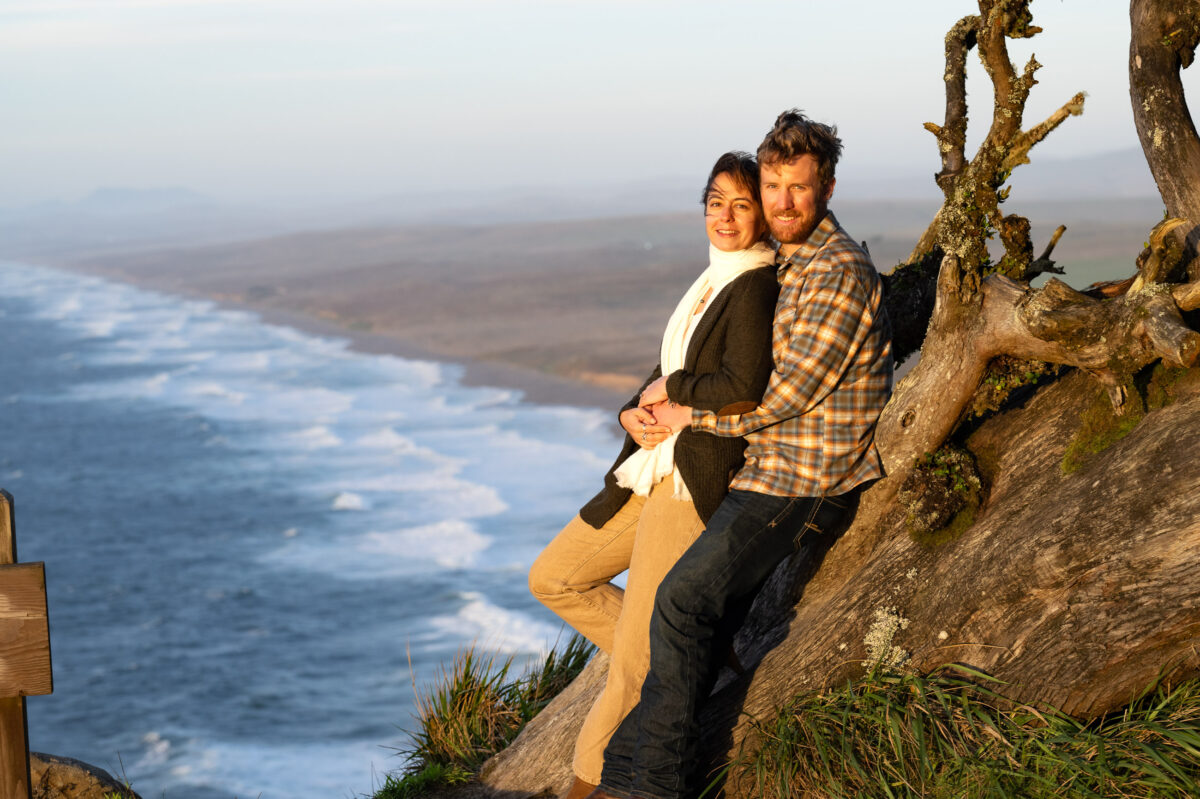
[34, 257, 633, 413]
[244, 302, 633, 411]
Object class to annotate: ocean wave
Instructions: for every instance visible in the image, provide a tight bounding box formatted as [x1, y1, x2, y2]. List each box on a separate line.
[331, 491, 369, 511]
[287, 425, 343, 449]
[429, 592, 563, 656]
[1, 259, 622, 799]
[137, 736, 386, 799]
[354, 426, 423, 452]
[259, 517, 495, 578]
[360, 520, 492, 569]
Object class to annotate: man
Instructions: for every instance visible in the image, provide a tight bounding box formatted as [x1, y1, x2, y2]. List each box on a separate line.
[586, 109, 894, 799]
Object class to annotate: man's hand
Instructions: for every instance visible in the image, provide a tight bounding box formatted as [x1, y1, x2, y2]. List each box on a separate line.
[651, 400, 694, 432]
[620, 406, 672, 450]
[639, 375, 669, 407]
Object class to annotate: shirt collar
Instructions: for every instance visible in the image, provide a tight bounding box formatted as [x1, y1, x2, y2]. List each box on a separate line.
[775, 211, 839, 273]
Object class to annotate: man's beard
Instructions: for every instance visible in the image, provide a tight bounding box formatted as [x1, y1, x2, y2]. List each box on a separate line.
[768, 202, 826, 245]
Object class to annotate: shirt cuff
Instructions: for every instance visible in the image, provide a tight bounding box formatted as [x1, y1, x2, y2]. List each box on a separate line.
[693, 408, 718, 432]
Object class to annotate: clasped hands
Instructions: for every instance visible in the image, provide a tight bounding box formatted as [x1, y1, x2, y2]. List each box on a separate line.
[619, 375, 695, 450]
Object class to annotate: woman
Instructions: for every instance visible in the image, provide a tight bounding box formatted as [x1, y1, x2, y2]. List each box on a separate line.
[528, 151, 778, 799]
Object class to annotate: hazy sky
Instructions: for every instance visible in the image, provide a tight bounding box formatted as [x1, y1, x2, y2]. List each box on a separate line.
[1, 0, 1189, 208]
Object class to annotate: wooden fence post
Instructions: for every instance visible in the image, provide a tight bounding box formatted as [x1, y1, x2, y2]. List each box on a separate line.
[0, 491, 52, 799]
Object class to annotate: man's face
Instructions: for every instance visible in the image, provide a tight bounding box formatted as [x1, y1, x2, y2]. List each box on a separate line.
[760, 155, 835, 255]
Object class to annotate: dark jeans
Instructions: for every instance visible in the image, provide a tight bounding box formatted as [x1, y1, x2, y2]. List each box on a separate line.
[599, 488, 856, 799]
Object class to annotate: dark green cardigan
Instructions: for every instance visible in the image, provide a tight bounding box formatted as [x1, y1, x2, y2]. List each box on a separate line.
[579, 265, 779, 527]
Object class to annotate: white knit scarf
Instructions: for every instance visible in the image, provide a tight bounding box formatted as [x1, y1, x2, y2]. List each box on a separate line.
[614, 241, 775, 500]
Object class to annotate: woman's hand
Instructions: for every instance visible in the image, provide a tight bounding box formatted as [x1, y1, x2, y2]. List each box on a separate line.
[651, 400, 694, 432]
[639, 375, 669, 408]
[620, 406, 672, 450]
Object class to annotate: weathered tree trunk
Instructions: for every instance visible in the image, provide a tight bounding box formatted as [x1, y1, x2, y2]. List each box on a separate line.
[718, 368, 1200, 788]
[454, 2, 1200, 797]
[1130, 0, 1200, 228]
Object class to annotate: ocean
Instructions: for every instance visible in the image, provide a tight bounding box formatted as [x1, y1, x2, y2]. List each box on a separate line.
[0, 261, 621, 798]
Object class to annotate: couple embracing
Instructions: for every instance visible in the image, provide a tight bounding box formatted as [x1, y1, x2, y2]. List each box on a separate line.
[530, 109, 894, 799]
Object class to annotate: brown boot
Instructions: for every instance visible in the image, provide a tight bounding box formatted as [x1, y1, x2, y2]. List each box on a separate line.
[561, 776, 598, 799]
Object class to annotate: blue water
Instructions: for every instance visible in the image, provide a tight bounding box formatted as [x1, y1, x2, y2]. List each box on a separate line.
[0, 261, 619, 798]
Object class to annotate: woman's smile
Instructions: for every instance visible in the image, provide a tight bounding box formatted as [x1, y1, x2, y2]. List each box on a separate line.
[704, 172, 766, 252]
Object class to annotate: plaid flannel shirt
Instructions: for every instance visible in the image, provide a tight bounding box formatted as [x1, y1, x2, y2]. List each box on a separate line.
[692, 212, 893, 497]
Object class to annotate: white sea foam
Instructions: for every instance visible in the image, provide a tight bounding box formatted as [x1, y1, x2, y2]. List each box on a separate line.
[136, 731, 172, 769]
[186, 381, 247, 404]
[288, 425, 343, 449]
[215, 350, 273, 372]
[360, 520, 491, 568]
[144, 736, 389, 799]
[345, 476, 509, 522]
[260, 518, 496, 578]
[332, 491, 369, 510]
[78, 317, 118, 338]
[429, 591, 562, 655]
[33, 293, 83, 321]
[355, 426, 423, 452]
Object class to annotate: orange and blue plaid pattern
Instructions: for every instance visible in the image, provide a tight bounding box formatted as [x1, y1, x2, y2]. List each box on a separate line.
[693, 212, 893, 497]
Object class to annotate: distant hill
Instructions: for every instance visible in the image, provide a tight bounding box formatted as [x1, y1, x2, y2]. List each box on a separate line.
[0, 187, 292, 259]
[295, 148, 1160, 225]
[836, 147, 1158, 202]
[1002, 148, 1159, 201]
[77, 186, 214, 214]
[0, 149, 1161, 261]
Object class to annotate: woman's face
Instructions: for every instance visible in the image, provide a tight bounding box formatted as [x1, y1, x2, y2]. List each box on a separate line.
[704, 172, 766, 252]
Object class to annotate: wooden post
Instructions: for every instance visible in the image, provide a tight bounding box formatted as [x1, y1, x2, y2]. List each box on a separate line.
[0, 491, 52, 799]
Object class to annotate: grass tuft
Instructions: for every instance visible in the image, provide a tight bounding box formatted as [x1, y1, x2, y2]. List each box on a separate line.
[372, 634, 594, 797]
[731, 667, 1200, 799]
[373, 762, 472, 799]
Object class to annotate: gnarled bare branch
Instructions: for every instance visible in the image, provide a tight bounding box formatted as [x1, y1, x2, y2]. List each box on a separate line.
[1005, 92, 1087, 171]
[929, 15, 979, 193]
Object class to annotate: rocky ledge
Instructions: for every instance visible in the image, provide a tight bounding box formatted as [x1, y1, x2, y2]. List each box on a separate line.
[30, 753, 142, 799]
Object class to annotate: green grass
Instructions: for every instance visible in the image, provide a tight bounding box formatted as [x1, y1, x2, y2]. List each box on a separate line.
[372, 634, 595, 798]
[730, 667, 1200, 799]
[373, 762, 472, 799]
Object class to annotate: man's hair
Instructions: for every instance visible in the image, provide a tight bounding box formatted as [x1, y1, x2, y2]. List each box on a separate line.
[756, 109, 843, 187]
[700, 151, 761, 207]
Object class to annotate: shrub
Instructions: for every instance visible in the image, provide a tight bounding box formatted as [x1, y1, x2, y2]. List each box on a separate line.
[373, 634, 594, 797]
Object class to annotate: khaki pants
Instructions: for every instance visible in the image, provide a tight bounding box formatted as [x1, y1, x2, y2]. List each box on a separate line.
[528, 479, 705, 784]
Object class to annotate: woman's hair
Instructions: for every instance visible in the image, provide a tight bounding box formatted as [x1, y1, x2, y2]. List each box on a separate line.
[700, 151, 761, 207]
[756, 109, 842, 188]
